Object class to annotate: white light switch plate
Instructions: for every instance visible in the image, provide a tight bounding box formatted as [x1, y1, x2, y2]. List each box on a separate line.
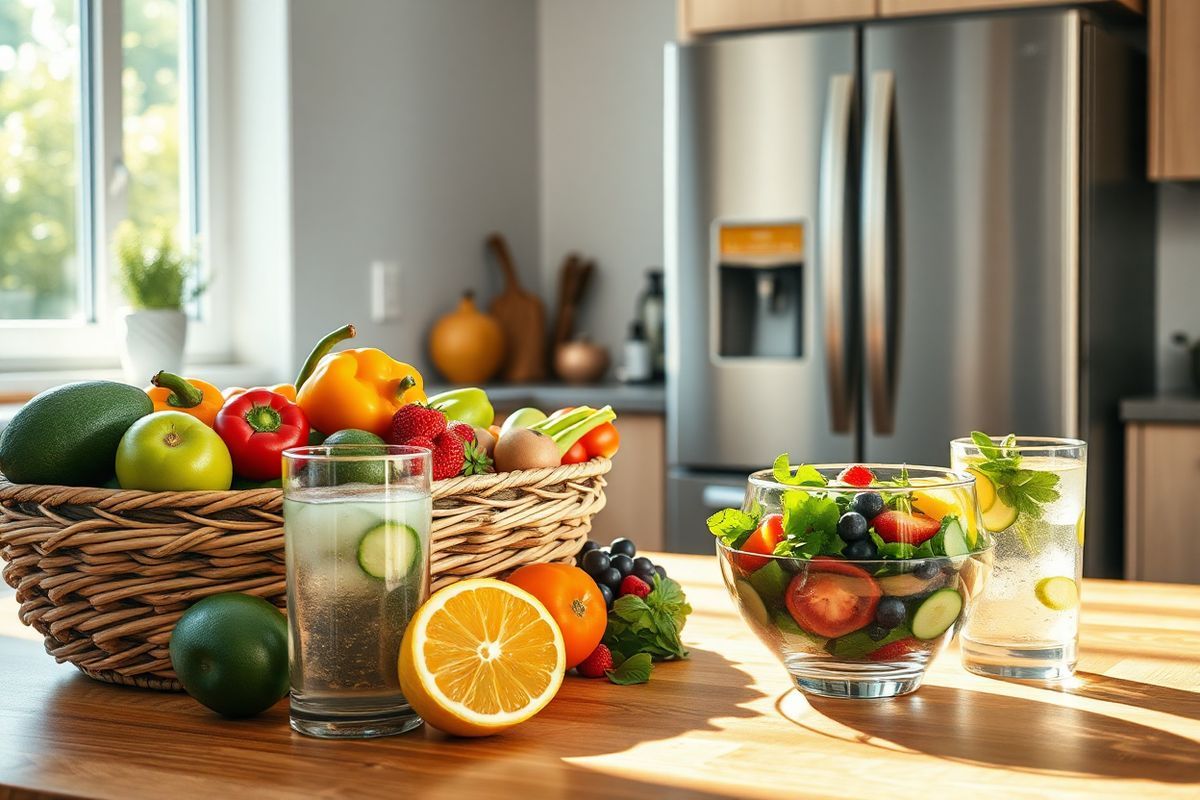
[370, 260, 402, 322]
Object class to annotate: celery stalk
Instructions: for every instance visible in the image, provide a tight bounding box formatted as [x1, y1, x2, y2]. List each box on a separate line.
[551, 406, 616, 455]
[531, 406, 594, 437]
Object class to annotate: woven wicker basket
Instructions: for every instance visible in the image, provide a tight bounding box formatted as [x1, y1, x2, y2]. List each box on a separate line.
[0, 457, 609, 691]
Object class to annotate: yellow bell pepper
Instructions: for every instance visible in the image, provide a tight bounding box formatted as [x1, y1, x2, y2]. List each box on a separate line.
[223, 383, 298, 403]
[297, 348, 426, 437]
[145, 372, 224, 427]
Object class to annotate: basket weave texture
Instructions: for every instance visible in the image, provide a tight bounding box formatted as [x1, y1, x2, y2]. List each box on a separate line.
[0, 457, 609, 691]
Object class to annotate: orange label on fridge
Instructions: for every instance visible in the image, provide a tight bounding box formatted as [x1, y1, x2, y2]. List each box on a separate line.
[719, 224, 803, 258]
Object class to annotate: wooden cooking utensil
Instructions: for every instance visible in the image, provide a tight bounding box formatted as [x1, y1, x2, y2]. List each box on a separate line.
[551, 254, 581, 355]
[486, 233, 546, 382]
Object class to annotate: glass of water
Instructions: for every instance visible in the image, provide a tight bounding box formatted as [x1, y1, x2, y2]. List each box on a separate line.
[283, 444, 432, 738]
[951, 435, 1087, 681]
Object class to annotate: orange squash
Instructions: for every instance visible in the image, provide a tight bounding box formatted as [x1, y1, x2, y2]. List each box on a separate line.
[429, 292, 506, 384]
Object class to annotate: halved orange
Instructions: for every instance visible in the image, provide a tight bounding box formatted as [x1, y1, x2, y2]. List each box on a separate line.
[398, 578, 565, 737]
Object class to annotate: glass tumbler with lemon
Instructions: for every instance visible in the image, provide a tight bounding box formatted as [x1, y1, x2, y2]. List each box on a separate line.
[952, 434, 1087, 681]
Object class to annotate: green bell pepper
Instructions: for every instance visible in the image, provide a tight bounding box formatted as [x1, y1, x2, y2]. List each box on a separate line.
[428, 387, 494, 428]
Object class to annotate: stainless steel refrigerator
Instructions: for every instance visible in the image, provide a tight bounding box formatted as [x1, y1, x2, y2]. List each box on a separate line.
[664, 9, 1155, 578]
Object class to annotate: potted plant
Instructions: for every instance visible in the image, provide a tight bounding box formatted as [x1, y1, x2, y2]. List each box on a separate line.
[113, 221, 203, 384]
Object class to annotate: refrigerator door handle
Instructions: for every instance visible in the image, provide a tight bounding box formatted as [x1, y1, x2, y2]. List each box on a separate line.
[862, 70, 899, 435]
[819, 73, 855, 434]
[701, 485, 746, 509]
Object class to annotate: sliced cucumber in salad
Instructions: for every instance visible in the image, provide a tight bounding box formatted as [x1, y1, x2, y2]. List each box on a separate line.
[911, 587, 963, 640]
[934, 517, 970, 557]
[356, 522, 421, 579]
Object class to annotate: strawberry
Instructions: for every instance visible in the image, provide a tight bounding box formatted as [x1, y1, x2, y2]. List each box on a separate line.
[872, 510, 941, 545]
[576, 644, 614, 678]
[389, 404, 446, 444]
[836, 465, 876, 488]
[430, 430, 467, 480]
[619, 575, 651, 599]
[868, 637, 920, 662]
[447, 421, 475, 443]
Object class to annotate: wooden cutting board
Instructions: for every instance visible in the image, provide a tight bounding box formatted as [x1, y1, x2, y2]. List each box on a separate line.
[487, 233, 546, 382]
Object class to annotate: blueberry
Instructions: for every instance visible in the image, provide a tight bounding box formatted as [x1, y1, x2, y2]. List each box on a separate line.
[596, 566, 623, 591]
[654, 564, 667, 580]
[837, 512, 869, 543]
[843, 538, 878, 560]
[610, 538, 637, 558]
[580, 540, 601, 554]
[633, 564, 657, 584]
[598, 582, 614, 608]
[581, 549, 611, 577]
[875, 597, 907, 628]
[611, 553, 634, 578]
[865, 623, 891, 641]
[850, 492, 885, 519]
[914, 560, 940, 581]
[632, 556, 655, 574]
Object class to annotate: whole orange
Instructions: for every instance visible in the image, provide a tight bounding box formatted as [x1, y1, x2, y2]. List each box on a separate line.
[506, 563, 607, 668]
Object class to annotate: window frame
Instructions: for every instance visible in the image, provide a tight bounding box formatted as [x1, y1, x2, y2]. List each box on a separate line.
[0, 0, 232, 370]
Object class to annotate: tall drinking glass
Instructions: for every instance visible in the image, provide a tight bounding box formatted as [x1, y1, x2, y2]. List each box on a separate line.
[283, 444, 432, 738]
[951, 436, 1086, 681]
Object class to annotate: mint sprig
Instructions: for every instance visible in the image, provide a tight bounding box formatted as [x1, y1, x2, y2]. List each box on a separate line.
[606, 652, 653, 685]
[602, 575, 691, 663]
[969, 431, 1060, 520]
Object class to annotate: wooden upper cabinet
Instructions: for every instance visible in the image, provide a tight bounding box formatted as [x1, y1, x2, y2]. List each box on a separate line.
[680, 0, 877, 36]
[1150, 0, 1200, 180]
[880, 0, 1142, 15]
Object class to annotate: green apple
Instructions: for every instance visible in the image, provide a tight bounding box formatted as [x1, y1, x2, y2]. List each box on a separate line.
[116, 410, 233, 491]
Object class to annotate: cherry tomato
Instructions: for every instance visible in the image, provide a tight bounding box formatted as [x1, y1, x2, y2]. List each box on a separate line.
[561, 440, 589, 464]
[507, 563, 607, 668]
[579, 422, 620, 459]
[785, 557, 881, 638]
[734, 513, 784, 572]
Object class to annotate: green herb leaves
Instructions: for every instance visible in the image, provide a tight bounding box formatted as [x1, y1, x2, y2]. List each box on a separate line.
[969, 431, 1061, 520]
[706, 508, 758, 547]
[606, 652, 653, 685]
[603, 576, 692, 663]
[772, 454, 827, 487]
[776, 490, 841, 558]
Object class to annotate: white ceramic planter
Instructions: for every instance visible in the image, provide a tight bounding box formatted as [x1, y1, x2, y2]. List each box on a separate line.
[121, 309, 187, 385]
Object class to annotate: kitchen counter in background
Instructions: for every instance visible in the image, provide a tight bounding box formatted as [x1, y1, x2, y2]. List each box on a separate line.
[428, 381, 665, 415]
[1121, 395, 1200, 423]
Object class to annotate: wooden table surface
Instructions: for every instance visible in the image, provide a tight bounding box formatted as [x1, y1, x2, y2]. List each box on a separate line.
[1, 553, 1198, 800]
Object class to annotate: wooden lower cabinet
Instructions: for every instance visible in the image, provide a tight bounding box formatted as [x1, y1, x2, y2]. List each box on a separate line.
[587, 413, 666, 551]
[1125, 422, 1200, 583]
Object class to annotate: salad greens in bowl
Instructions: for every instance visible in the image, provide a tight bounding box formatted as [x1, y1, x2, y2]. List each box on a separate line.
[710, 457, 994, 699]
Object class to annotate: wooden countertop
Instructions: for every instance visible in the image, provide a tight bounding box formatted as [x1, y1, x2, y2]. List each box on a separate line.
[1, 554, 1198, 799]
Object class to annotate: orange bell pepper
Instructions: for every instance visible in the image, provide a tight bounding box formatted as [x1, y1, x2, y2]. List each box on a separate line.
[145, 372, 224, 427]
[297, 348, 426, 437]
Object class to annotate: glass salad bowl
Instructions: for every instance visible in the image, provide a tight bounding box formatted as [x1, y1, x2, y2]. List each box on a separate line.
[710, 462, 994, 699]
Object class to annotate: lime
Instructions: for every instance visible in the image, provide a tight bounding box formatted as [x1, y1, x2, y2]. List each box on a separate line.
[322, 428, 386, 484]
[1034, 576, 1079, 611]
[1076, 508, 1086, 546]
[169, 593, 289, 718]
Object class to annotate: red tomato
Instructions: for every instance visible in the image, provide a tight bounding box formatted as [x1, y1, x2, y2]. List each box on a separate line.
[785, 557, 881, 638]
[561, 440, 589, 464]
[734, 513, 785, 572]
[579, 422, 620, 459]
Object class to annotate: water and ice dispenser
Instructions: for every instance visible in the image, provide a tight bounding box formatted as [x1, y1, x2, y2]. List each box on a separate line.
[714, 222, 805, 360]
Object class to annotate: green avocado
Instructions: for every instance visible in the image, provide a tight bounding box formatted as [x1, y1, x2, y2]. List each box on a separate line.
[0, 381, 153, 486]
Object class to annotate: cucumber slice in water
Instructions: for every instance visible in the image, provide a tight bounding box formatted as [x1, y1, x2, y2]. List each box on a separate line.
[981, 497, 1019, 532]
[356, 522, 420, 579]
[911, 587, 963, 640]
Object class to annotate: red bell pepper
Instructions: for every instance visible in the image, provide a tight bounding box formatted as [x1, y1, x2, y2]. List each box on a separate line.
[215, 389, 309, 481]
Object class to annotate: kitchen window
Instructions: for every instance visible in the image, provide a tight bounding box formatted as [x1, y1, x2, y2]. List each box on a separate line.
[0, 0, 224, 368]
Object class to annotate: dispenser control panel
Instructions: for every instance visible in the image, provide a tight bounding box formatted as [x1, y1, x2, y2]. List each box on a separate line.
[713, 221, 806, 360]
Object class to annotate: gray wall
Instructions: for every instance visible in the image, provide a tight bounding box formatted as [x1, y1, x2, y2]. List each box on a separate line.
[1156, 185, 1200, 393]
[537, 0, 676, 365]
[288, 0, 539, 376]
